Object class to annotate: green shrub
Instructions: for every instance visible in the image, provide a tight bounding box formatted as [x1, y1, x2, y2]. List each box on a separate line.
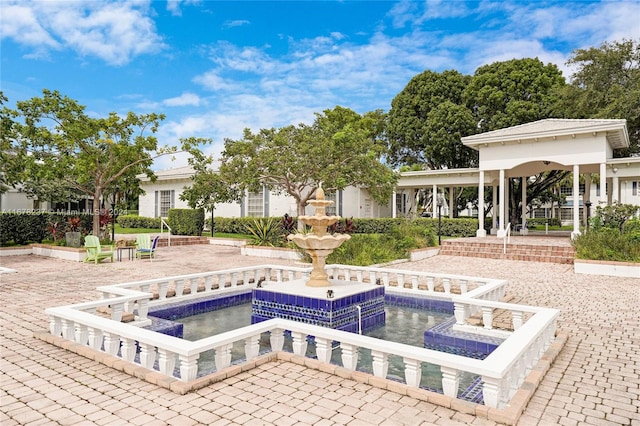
[573, 228, 640, 262]
[167, 208, 205, 236]
[117, 215, 162, 229]
[0, 212, 92, 246]
[245, 217, 288, 247]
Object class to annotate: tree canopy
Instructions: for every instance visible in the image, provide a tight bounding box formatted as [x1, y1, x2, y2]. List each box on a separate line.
[386, 70, 476, 169]
[10, 89, 174, 236]
[553, 39, 640, 156]
[218, 106, 398, 223]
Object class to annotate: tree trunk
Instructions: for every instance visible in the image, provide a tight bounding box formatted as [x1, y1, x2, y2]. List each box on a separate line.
[93, 188, 102, 237]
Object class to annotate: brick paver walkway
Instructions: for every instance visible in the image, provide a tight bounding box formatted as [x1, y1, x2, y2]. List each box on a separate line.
[1, 243, 638, 425]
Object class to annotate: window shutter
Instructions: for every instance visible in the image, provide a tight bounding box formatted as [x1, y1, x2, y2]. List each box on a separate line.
[154, 191, 158, 218]
[263, 186, 269, 217]
[171, 190, 175, 210]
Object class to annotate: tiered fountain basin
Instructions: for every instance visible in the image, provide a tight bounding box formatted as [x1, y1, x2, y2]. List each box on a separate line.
[251, 279, 385, 333]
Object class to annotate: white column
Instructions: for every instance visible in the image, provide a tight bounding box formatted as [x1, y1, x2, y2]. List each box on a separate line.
[448, 186, 454, 218]
[572, 164, 581, 239]
[391, 191, 397, 218]
[477, 171, 486, 237]
[505, 175, 510, 228]
[492, 185, 497, 234]
[612, 173, 619, 203]
[497, 169, 506, 237]
[432, 185, 437, 217]
[599, 163, 607, 205]
[521, 177, 527, 229]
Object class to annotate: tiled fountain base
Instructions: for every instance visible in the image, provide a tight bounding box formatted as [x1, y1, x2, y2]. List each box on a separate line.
[424, 317, 504, 359]
[252, 280, 385, 333]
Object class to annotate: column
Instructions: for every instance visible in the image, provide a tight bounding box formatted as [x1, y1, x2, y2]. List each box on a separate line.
[599, 163, 607, 205]
[448, 186, 454, 218]
[432, 185, 437, 217]
[497, 169, 506, 237]
[572, 164, 581, 238]
[521, 177, 527, 233]
[391, 191, 397, 218]
[492, 184, 497, 234]
[477, 171, 486, 237]
[612, 171, 619, 203]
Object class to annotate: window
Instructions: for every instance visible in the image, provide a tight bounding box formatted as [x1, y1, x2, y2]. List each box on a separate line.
[247, 187, 264, 217]
[325, 191, 337, 216]
[633, 181, 638, 196]
[560, 184, 585, 197]
[159, 190, 174, 217]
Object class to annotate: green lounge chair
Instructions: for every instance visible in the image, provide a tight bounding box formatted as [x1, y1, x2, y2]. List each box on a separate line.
[137, 235, 159, 261]
[84, 235, 114, 264]
[135, 234, 151, 256]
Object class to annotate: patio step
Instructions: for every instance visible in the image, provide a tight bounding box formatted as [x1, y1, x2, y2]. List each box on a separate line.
[439, 239, 575, 264]
[156, 236, 210, 247]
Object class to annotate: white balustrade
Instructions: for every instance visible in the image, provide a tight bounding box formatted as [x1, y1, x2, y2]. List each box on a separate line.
[44, 264, 557, 411]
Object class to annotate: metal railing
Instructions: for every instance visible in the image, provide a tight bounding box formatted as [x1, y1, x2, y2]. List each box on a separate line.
[160, 218, 172, 247]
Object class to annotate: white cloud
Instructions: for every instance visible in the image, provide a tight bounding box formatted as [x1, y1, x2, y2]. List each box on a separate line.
[163, 93, 202, 107]
[223, 20, 250, 28]
[1, 0, 166, 65]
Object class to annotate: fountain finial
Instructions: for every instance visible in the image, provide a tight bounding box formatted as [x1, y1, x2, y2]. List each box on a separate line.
[316, 186, 325, 200]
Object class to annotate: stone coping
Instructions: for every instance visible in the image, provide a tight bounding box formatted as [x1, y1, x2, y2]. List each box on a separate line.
[574, 258, 640, 278]
[33, 330, 569, 426]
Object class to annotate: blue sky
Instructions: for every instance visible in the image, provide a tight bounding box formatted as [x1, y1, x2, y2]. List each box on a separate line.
[2, 0, 639, 170]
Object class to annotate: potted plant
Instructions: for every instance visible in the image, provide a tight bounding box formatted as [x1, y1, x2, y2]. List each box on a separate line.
[65, 216, 82, 248]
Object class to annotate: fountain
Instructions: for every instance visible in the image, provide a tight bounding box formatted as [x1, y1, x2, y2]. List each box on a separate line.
[250, 186, 386, 333]
[287, 186, 351, 287]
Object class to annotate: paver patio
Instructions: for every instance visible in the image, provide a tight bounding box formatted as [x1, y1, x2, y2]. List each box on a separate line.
[1, 243, 638, 425]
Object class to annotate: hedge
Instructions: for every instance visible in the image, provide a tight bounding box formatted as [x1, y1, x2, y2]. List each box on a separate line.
[167, 208, 205, 236]
[117, 215, 162, 229]
[0, 212, 93, 246]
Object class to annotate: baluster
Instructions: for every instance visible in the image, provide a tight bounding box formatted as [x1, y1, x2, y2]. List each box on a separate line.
[124, 301, 134, 315]
[482, 306, 493, 329]
[369, 271, 377, 285]
[371, 350, 388, 378]
[139, 343, 156, 369]
[287, 271, 295, 281]
[158, 281, 169, 299]
[340, 343, 358, 370]
[88, 327, 103, 350]
[75, 324, 88, 345]
[230, 272, 238, 287]
[512, 310, 523, 330]
[403, 358, 421, 387]
[356, 270, 363, 282]
[275, 270, 283, 283]
[103, 332, 120, 356]
[459, 279, 468, 294]
[424, 276, 433, 292]
[204, 275, 213, 291]
[179, 354, 199, 381]
[215, 344, 232, 370]
[245, 335, 260, 360]
[442, 278, 451, 294]
[291, 332, 307, 356]
[110, 303, 123, 322]
[482, 376, 501, 409]
[158, 349, 176, 376]
[411, 275, 419, 290]
[174, 279, 184, 296]
[344, 270, 351, 281]
[382, 273, 390, 286]
[441, 366, 459, 397]
[61, 319, 74, 340]
[121, 338, 136, 361]
[397, 275, 405, 288]
[49, 317, 62, 337]
[189, 277, 198, 294]
[270, 329, 284, 351]
[137, 299, 149, 320]
[263, 268, 271, 284]
[453, 302, 468, 325]
[315, 338, 332, 363]
[243, 271, 252, 286]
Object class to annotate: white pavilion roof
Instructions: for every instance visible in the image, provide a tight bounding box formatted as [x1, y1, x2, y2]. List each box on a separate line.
[461, 119, 629, 150]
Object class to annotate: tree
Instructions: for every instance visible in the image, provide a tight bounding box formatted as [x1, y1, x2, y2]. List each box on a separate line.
[180, 137, 244, 236]
[0, 92, 29, 194]
[219, 106, 398, 228]
[14, 90, 174, 236]
[554, 39, 640, 156]
[386, 70, 477, 168]
[464, 58, 566, 132]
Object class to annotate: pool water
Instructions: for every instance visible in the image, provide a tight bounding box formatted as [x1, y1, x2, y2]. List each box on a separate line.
[178, 302, 477, 393]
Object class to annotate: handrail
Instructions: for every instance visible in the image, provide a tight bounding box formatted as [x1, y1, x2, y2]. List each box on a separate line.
[503, 222, 511, 254]
[160, 218, 171, 247]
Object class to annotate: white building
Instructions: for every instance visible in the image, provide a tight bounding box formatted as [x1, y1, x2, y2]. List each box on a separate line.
[137, 166, 392, 219]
